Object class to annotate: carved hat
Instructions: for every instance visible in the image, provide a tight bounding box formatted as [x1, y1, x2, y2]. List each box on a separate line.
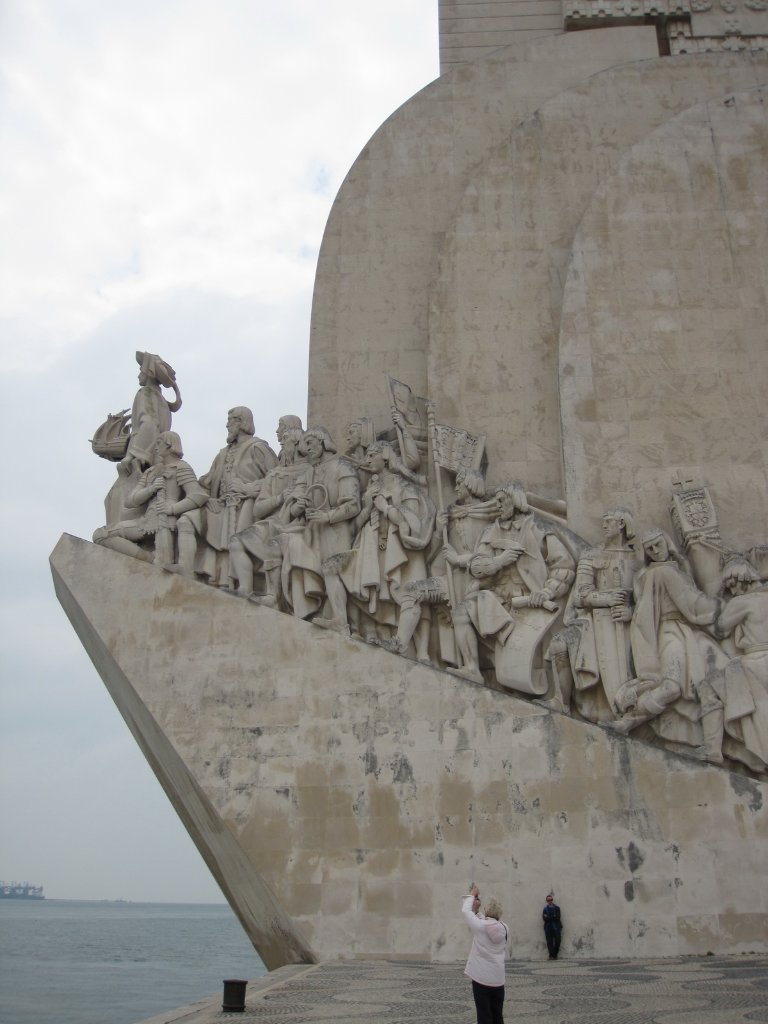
[299, 426, 337, 455]
[136, 350, 177, 388]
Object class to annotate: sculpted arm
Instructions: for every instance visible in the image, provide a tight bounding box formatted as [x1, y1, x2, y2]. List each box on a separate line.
[126, 472, 163, 508]
[169, 463, 209, 516]
[716, 595, 751, 637]
[328, 473, 361, 524]
[529, 535, 575, 606]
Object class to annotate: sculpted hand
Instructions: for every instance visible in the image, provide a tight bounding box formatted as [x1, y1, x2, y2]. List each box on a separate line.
[498, 544, 522, 566]
[391, 410, 406, 430]
[305, 508, 330, 524]
[614, 681, 638, 714]
[443, 543, 460, 566]
[436, 510, 448, 531]
[528, 590, 550, 608]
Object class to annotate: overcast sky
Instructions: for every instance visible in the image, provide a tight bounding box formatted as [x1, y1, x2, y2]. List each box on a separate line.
[0, 1, 438, 903]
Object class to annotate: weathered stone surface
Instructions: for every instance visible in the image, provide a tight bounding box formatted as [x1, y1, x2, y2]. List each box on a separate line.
[310, 38, 768, 540]
[51, 535, 768, 962]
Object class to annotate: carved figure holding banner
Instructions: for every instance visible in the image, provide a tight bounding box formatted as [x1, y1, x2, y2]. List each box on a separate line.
[545, 507, 639, 720]
[383, 467, 490, 664]
[326, 441, 435, 647]
[447, 482, 574, 690]
[94, 431, 207, 569]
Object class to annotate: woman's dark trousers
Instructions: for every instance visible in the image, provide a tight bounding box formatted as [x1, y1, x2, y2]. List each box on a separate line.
[471, 980, 504, 1024]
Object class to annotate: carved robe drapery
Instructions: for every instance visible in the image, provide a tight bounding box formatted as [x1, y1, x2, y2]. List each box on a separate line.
[630, 561, 727, 748]
[279, 456, 360, 619]
[343, 473, 435, 628]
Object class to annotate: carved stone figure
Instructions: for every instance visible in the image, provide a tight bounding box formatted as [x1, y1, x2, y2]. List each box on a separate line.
[276, 415, 304, 467]
[611, 528, 728, 749]
[383, 467, 490, 663]
[344, 417, 376, 465]
[227, 416, 307, 606]
[447, 482, 575, 691]
[277, 427, 360, 625]
[697, 559, 768, 772]
[122, 352, 182, 473]
[93, 431, 207, 569]
[326, 441, 436, 646]
[175, 407, 277, 586]
[100, 351, 183, 529]
[386, 377, 426, 472]
[544, 507, 639, 721]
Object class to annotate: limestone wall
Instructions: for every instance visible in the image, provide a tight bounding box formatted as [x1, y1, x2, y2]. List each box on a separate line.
[308, 33, 768, 541]
[51, 535, 768, 963]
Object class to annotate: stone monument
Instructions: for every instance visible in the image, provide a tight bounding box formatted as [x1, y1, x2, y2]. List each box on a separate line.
[53, 3, 767, 967]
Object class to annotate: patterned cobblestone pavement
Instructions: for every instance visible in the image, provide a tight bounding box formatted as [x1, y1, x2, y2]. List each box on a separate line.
[139, 955, 768, 1024]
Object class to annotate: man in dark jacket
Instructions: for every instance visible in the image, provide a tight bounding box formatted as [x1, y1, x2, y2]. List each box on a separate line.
[542, 895, 562, 959]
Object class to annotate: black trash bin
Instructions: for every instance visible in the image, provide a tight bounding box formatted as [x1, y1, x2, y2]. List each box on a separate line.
[222, 978, 248, 1013]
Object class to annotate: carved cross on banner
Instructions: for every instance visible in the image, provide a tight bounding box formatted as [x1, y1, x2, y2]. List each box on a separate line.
[671, 470, 697, 492]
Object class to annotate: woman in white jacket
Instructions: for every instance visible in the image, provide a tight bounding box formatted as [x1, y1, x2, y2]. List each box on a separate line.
[462, 883, 508, 1024]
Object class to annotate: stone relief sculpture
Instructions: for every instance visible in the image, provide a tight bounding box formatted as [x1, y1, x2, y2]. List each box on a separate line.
[176, 407, 278, 587]
[278, 426, 361, 626]
[228, 416, 306, 606]
[544, 508, 640, 722]
[446, 482, 575, 694]
[94, 431, 207, 568]
[89, 362, 768, 779]
[325, 440, 436, 647]
[385, 466, 490, 665]
[610, 528, 728, 749]
[91, 351, 183, 529]
[121, 352, 183, 474]
[697, 558, 768, 772]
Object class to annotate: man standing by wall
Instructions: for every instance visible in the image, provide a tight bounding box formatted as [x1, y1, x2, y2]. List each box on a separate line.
[542, 894, 562, 960]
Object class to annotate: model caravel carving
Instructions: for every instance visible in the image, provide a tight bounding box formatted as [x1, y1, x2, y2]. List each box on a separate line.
[90, 354, 768, 780]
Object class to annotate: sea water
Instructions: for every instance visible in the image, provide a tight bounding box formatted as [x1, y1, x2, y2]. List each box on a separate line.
[0, 899, 266, 1024]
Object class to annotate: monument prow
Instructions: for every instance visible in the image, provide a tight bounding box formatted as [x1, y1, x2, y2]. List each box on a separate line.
[51, 534, 316, 970]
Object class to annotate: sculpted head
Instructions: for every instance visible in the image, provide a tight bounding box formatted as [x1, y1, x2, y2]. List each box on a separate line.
[299, 426, 337, 464]
[602, 506, 635, 543]
[345, 417, 375, 452]
[227, 406, 255, 442]
[495, 481, 528, 520]
[721, 558, 761, 597]
[363, 440, 392, 474]
[155, 430, 183, 460]
[277, 415, 303, 448]
[641, 528, 670, 564]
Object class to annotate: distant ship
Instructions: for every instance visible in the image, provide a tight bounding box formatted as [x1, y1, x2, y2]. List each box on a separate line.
[0, 881, 44, 900]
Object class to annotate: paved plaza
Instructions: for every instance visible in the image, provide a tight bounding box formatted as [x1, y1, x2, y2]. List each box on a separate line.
[141, 954, 768, 1024]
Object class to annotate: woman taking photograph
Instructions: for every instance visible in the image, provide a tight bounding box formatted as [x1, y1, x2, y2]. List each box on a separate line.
[461, 883, 508, 1024]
